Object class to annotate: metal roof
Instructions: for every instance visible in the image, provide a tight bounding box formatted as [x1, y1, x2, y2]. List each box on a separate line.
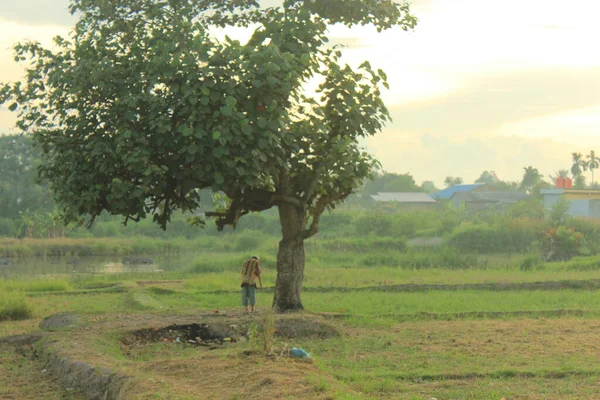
[371, 192, 437, 203]
[431, 184, 485, 200]
[451, 191, 528, 203]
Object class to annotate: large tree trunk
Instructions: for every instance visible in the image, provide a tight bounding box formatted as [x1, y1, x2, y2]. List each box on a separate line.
[273, 204, 306, 313]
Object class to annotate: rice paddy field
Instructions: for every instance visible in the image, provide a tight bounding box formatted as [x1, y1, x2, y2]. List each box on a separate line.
[1, 235, 600, 399]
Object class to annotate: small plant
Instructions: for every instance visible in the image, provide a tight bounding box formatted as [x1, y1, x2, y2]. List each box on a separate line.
[261, 310, 276, 356]
[247, 322, 260, 348]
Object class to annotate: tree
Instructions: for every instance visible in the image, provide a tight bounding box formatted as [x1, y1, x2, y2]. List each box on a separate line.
[574, 174, 587, 189]
[571, 152, 587, 178]
[421, 180, 438, 194]
[362, 171, 421, 194]
[444, 176, 463, 188]
[0, 0, 416, 312]
[520, 166, 543, 194]
[474, 170, 499, 185]
[0, 135, 54, 221]
[586, 150, 600, 188]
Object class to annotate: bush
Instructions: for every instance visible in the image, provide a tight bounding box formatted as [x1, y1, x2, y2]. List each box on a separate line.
[447, 220, 541, 253]
[0, 218, 17, 237]
[566, 218, 600, 255]
[361, 253, 401, 267]
[519, 254, 543, 271]
[235, 231, 263, 252]
[539, 226, 583, 261]
[439, 214, 461, 235]
[562, 255, 600, 270]
[322, 237, 406, 252]
[0, 291, 33, 321]
[356, 213, 392, 236]
[359, 248, 478, 269]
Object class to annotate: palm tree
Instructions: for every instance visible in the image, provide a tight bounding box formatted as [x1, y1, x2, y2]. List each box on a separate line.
[571, 152, 587, 178]
[520, 166, 542, 194]
[586, 151, 600, 187]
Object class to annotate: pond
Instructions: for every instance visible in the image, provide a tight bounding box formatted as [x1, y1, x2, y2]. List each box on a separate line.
[0, 253, 199, 278]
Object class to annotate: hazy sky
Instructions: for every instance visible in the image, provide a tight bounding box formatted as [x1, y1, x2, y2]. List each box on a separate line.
[1, 0, 599, 186]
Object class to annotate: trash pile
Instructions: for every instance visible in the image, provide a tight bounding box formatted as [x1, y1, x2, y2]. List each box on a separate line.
[123, 323, 236, 348]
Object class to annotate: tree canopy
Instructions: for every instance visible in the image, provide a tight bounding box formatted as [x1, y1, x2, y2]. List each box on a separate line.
[0, 0, 416, 312]
[362, 171, 421, 194]
[1, 0, 415, 230]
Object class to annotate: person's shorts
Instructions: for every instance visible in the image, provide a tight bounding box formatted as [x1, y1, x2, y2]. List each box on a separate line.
[241, 285, 256, 306]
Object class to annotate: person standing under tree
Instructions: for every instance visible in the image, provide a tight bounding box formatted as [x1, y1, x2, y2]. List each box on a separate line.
[241, 256, 263, 312]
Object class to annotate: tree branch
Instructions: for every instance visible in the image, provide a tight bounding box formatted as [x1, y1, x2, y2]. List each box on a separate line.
[271, 194, 304, 208]
[302, 187, 353, 239]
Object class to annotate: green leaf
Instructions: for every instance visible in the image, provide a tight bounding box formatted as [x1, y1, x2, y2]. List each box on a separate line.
[124, 110, 136, 121]
[212, 130, 221, 140]
[300, 53, 310, 65]
[225, 96, 237, 107]
[8, 103, 17, 112]
[251, 79, 263, 88]
[221, 105, 232, 116]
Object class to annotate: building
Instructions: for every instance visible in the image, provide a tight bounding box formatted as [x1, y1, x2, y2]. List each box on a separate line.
[541, 188, 600, 218]
[451, 191, 528, 213]
[431, 183, 494, 200]
[370, 192, 438, 209]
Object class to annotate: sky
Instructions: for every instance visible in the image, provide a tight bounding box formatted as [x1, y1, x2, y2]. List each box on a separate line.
[1, 0, 599, 187]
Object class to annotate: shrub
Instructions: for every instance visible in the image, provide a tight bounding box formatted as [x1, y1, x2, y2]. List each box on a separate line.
[566, 218, 600, 255]
[562, 255, 600, 270]
[0, 218, 17, 237]
[322, 237, 406, 252]
[0, 291, 33, 321]
[400, 247, 478, 270]
[539, 226, 584, 261]
[355, 213, 392, 236]
[519, 254, 543, 271]
[439, 214, 461, 235]
[235, 231, 263, 251]
[361, 253, 401, 267]
[447, 220, 541, 253]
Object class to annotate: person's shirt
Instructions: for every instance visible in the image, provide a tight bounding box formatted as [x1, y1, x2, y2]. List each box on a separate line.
[241, 259, 261, 286]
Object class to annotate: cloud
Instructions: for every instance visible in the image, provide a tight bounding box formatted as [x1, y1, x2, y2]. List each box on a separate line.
[385, 67, 600, 135]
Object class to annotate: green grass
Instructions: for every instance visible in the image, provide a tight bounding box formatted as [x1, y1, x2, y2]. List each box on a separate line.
[303, 290, 600, 316]
[28, 293, 124, 317]
[183, 266, 600, 293]
[6, 237, 600, 399]
[124, 290, 163, 310]
[0, 291, 33, 321]
[0, 278, 72, 293]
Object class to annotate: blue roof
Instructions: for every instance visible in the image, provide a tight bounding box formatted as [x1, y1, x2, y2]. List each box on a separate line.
[431, 184, 485, 200]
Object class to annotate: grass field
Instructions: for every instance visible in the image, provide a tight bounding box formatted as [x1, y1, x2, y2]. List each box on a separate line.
[3, 246, 600, 399]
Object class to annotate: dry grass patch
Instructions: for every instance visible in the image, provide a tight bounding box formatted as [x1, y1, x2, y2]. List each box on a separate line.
[0, 344, 85, 400]
[37, 312, 341, 399]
